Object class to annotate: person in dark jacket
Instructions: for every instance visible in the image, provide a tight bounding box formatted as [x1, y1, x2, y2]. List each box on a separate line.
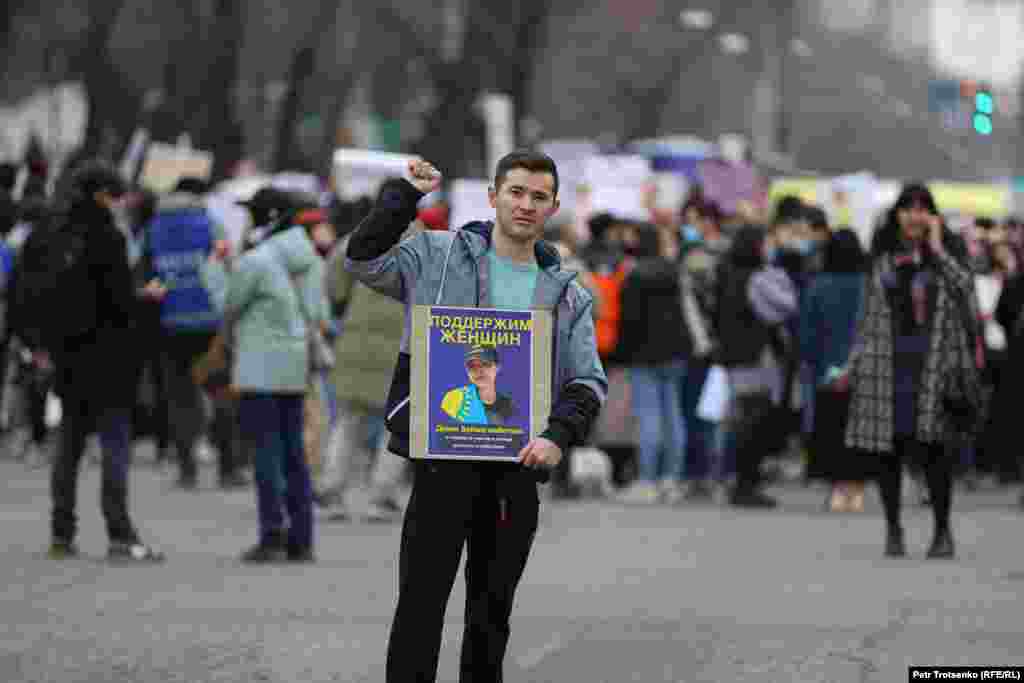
[799, 228, 867, 511]
[993, 270, 1024, 504]
[23, 161, 165, 562]
[714, 225, 799, 507]
[613, 223, 691, 504]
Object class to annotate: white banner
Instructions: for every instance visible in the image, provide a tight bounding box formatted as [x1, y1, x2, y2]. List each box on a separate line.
[139, 142, 214, 195]
[583, 155, 652, 222]
[332, 148, 415, 200]
[449, 179, 492, 230]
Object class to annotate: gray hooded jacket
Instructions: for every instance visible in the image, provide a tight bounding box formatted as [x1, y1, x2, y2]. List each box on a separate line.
[344, 178, 606, 459]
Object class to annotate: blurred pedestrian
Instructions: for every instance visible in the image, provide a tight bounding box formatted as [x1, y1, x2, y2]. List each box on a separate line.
[319, 208, 410, 523]
[714, 225, 799, 507]
[202, 200, 323, 563]
[21, 160, 164, 562]
[139, 176, 246, 490]
[847, 184, 983, 559]
[613, 223, 691, 504]
[800, 228, 867, 512]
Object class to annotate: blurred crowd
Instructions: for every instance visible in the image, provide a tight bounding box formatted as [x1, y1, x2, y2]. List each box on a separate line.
[0, 152, 1019, 562]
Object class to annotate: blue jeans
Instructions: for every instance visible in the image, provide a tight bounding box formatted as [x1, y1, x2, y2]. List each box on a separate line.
[630, 362, 687, 483]
[239, 393, 314, 550]
[680, 359, 717, 481]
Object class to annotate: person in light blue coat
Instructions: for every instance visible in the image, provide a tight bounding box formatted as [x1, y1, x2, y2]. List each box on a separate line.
[202, 219, 328, 563]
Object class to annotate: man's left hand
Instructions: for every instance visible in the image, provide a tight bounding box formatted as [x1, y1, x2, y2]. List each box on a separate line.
[518, 437, 563, 469]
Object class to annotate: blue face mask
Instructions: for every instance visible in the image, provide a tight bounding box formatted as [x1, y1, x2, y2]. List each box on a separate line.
[680, 224, 702, 243]
[792, 239, 815, 256]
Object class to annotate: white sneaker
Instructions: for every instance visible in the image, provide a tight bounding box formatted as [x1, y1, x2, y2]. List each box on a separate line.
[616, 481, 660, 505]
[658, 479, 685, 505]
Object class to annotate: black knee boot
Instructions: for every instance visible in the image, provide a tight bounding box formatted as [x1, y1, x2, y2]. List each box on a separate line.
[878, 451, 905, 557]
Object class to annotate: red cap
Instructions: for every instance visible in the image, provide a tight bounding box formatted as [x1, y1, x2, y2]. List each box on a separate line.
[418, 205, 449, 230]
[295, 208, 327, 227]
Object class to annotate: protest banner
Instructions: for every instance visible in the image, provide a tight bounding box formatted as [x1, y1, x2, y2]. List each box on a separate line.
[583, 154, 652, 221]
[139, 142, 214, 194]
[449, 179, 492, 230]
[409, 305, 553, 462]
[332, 148, 415, 200]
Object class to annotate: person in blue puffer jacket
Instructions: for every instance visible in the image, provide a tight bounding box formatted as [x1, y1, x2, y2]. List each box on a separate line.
[138, 177, 245, 490]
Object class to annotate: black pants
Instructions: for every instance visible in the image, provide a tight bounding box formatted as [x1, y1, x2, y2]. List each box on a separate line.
[877, 437, 954, 533]
[51, 392, 138, 544]
[162, 332, 238, 480]
[731, 393, 778, 495]
[135, 340, 170, 453]
[386, 461, 539, 683]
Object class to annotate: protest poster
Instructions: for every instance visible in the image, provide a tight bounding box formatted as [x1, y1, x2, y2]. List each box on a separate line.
[409, 305, 553, 462]
[583, 154, 652, 221]
[449, 179, 492, 231]
[139, 142, 214, 194]
[332, 148, 414, 200]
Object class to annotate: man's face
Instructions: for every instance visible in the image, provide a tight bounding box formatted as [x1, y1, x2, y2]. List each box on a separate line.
[466, 359, 498, 390]
[489, 168, 559, 244]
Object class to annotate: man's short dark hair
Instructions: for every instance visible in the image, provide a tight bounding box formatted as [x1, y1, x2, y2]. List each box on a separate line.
[494, 150, 559, 198]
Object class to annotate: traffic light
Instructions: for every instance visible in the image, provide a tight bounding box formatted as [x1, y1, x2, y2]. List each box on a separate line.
[973, 87, 994, 135]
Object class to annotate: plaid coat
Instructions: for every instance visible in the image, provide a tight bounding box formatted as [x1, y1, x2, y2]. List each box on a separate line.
[844, 248, 983, 454]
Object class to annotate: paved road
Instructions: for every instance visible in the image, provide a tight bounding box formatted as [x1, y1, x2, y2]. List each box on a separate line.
[1, 454, 1022, 682]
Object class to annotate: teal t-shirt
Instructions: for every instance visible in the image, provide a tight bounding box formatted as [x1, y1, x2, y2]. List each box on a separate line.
[487, 248, 540, 310]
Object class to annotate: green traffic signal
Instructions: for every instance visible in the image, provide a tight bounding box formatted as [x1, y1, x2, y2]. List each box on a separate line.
[973, 113, 993, 135]
[975, 91, 994, 115]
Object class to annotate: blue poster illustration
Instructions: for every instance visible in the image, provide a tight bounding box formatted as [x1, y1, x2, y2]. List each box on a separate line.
[423, 307, 534, 461]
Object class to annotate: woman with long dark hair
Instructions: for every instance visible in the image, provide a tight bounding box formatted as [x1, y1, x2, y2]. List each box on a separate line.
[800, 228, 867, 511]
[845, 183, 983, 558]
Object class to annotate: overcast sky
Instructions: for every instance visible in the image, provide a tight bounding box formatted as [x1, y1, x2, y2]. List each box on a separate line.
[930, 0, 1024, 89]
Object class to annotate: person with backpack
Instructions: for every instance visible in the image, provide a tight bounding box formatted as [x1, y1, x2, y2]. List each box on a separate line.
[16, 160, 165, 562]
[137, 177, 246, 490]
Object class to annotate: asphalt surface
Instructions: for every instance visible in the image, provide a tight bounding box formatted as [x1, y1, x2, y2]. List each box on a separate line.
[1, 447, 1023, 682]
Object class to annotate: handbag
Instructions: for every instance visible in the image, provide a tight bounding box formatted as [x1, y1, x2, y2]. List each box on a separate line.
[289, 273, 335, 372]
[939, 273, 988, 436]
[191, 330, 233, 393]
[696, 364, 730, 423]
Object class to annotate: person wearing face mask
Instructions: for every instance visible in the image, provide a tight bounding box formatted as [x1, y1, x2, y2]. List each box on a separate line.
[848, 183, 982, 559]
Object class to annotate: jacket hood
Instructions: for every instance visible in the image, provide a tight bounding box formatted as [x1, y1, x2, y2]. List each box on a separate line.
[266, 225, 318, 276]
[459, 221, 562, 271]
[157, 192, 206, 213]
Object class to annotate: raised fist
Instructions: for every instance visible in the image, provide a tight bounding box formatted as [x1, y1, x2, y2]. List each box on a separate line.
[407, 157, 443, 194]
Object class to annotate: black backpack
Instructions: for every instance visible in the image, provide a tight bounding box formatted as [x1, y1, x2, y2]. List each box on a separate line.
[15, 215, 99, 350]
